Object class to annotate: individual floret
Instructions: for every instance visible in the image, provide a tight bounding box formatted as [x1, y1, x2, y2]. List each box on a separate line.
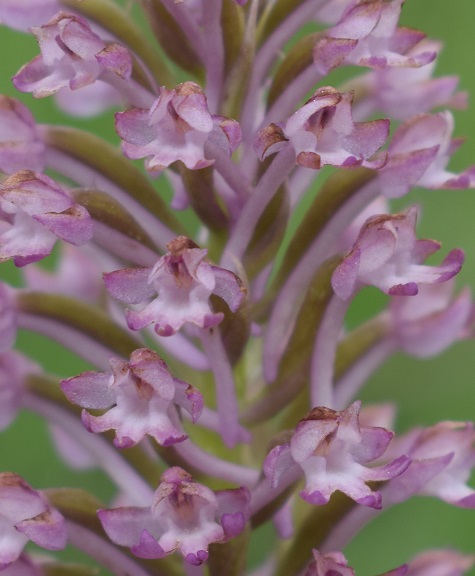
[104, 236, 245, 336]
[115, 81, 241, 172]
[0, 170, 93, 266]
[99, 467, 250, 565]
[61, 348, 203, 448]
[331, 207, 464, 300]
[313, 0, 435, 73]
[264, 402, 410, 509]
[0, 473, 67, 568]
[13, 12, 132, 97]
[255, 87, 389, 170]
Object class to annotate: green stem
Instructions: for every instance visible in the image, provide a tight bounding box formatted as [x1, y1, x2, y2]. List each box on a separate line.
[256, 0, 307, 45]
[334, 317, 389, 382]
[17, 292, 141, 360]
[242, 256, 341, 425]
[269, 168, 376, 303]
[43, 126, 185, 234]
[73, 189, 157, 250]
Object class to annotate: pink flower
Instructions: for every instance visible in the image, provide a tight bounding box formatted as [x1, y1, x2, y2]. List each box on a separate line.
[387, 422, 475, 508]
[407, 549, 474, 576]
[61, 348, 203, 448]
[304, 549, 355, 576]
[98, 467, 250, 565]
[0, 473, 67, 568]
[254, 87, 388, 170]
[264, 402, 410, 509]
[22, 244, 104, 303]
[355, 40, 467, 121]
[379, 112, 475, 198]
[13, 12, 132, 97]
[0, 554, 43, 576]
[115, 81, 241, 172]
[104, 236, 245, 336]
[331, 207, 464, 300]
[304, 549, 408, 576]
[0, 171, 93, 266]
[314, 0, 435, 73]
[389, 282, 473, 358]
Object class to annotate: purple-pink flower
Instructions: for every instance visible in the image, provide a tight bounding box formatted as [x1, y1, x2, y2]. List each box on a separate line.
[314, 0, 436, 73]
[304, 549, 356, 576]
[0, 1, 473, 573]
[406, 549, 474, 576]
[255, 86, 389, 170]
[104, 235, 245, 336]
[331, 207, 464, 300]
[61, 348, 203, 448]
[354, 40, 467, 121]
[389, 282, 473, 358]
[13, 12, 132, 98]
[379, 112, 475, 198]
[304, 549, 407, 576]
[98, 467, 250, 565]
[264, 402, 410, 509]
[115, 81, 241, 172]
[0, 554, 44, 576]
[0, 473, 67, 568]
[387, 421, 475, 508]
[0, 170, 93, 266]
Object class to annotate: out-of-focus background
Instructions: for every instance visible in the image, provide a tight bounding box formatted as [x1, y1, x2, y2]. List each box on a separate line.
[0, 0, 475, 572]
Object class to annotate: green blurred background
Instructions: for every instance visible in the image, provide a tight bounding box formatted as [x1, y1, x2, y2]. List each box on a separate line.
[1, 0, 475, 572]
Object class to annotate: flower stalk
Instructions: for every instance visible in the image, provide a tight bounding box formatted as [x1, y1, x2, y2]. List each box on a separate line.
[0, 1, 474, 575]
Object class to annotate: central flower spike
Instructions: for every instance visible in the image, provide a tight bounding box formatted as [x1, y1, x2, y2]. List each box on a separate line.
[104, 236, 246, 336]
[331, 207, 464, 300]
[60, 348, 203, 448]
[254, 87, 389, 170]
[264, 401, 410, 509]
[12, 12, 132, 97]
[115, 81, 241, 172]
[98, 467, 250, 565]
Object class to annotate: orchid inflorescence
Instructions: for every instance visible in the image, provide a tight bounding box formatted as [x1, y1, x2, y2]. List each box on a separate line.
[0, 0, 474, 575]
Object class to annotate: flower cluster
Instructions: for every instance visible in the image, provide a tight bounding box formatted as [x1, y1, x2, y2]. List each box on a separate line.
[0, 1, 474, 575]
